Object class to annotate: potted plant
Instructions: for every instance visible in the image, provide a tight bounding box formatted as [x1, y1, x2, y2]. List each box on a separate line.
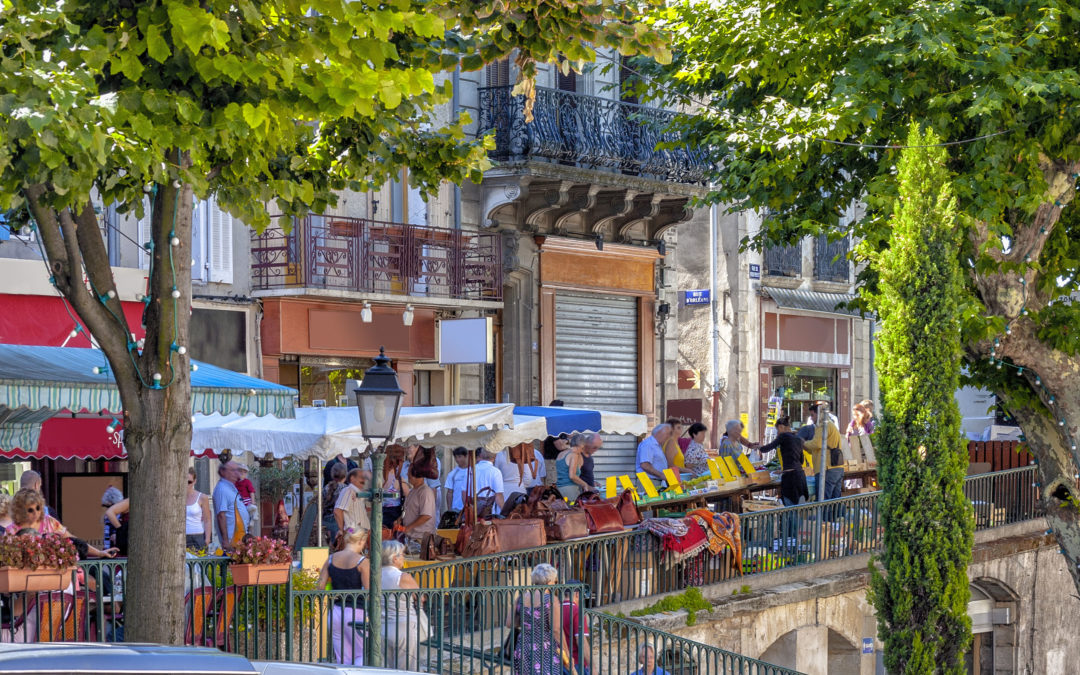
[0, 533, 78, 593]
[227, 535, 292, 586]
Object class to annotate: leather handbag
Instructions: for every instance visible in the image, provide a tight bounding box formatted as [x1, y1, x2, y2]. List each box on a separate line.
[491, 516, 548, 552]
[411, 446, 440, 480]
[546, 509, 590, 541]
[609, 490, 642, 526]
[462, 521, 500, 557]
[577, 492, 624, 534]
[475, 487, 498, 519]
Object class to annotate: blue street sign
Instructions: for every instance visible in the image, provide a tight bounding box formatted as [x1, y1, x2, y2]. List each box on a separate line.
[862, 638, 874, 654]
[749, 263, 761, 279]
[683, 289, 710, 306]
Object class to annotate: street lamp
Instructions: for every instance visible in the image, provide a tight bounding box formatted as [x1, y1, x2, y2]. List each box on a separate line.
[354, 346, 404, 668]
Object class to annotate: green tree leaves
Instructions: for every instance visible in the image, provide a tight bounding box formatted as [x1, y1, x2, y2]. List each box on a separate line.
[867, 124, 973, 675]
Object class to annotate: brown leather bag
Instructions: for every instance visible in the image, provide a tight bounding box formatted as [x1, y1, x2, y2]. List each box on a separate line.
[462, 521, 500, 557]
[546, 509, 590, 541]
[609, 490, 642, 526]
[577, 492, 624, 534]
[491, 515, 548, 552]
[475, 487, 498, 519]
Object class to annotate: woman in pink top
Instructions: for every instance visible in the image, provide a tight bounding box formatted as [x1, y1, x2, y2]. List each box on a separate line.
[7, 488, 66, 535]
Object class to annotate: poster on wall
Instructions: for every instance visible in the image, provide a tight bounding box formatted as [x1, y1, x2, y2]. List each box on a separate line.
[58, 474, 126, 549]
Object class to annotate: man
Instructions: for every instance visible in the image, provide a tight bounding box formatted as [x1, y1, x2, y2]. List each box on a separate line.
[803, 403, 845, 500]
[323, 452, 358, 486]
[213, 460, 250, 551]
[401, 444, 443, 517]
[636, 423, 672, 482]
[19, 470, 57, 519]
[321, 463, 348, 544]
[395, 467, 437, 539]
[579, 432, 603, 491]
[443, 447, 472, 513]
[334, 468, 371, 533]
[472, 448, 505, 515]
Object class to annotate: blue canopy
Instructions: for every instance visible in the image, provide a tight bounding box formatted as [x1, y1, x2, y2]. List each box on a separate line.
[513, 406, 647, 438]
[0, 344, 296, 450]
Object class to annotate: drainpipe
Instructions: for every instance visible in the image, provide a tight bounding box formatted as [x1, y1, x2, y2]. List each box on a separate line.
[452, 67, 462, 229]
[709, 203, 721, 448]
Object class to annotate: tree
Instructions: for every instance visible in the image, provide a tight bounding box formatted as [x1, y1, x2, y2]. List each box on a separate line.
[649, 0, 1080, 593]
[866, 124, 972, 674]
[0, 0, 667, 644]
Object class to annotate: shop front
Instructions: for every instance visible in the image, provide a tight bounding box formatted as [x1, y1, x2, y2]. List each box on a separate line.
[260, 297, 438, 406]
[538, 237, 660, 478]
[758, 291, 855, 436]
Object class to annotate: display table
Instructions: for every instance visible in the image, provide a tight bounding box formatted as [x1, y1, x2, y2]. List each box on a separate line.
[402, 557, 456, 588]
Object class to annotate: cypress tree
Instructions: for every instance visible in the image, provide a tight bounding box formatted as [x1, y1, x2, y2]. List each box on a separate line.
[867, 124, 973, 674]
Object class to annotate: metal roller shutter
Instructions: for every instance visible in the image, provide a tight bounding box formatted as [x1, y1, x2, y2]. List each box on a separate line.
[555, 292, 640, 481]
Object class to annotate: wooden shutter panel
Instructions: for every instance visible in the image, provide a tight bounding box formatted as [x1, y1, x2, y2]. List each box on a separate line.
[208, 197, 233, 284]
[486, 58, 510, 87]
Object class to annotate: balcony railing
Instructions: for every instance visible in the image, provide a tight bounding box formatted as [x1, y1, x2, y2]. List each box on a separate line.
[478, 85, 709, 184]
[764, 242, 802, 277]
[814, 233, 850, 283]
[251, 215, 502, 301]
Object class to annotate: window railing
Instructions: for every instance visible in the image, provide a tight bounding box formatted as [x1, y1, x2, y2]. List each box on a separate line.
[477, 85, 709, 184]
[764, 242, 802, 277]
[814, 233, 850, 282]
[250, 215, 502, 301]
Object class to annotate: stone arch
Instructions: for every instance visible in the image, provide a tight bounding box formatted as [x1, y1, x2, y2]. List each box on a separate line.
[827, 628, 861, 673]
[968, 577, 1019, 674]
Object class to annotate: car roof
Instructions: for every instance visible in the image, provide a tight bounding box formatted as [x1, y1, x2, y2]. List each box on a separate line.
[0, 643, 258, 673]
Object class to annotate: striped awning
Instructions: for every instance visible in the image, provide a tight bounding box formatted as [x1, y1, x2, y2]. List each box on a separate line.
[0, 344, 296, 423]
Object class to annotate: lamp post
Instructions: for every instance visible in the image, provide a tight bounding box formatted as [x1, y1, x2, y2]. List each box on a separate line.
[354, 346, 404, 668]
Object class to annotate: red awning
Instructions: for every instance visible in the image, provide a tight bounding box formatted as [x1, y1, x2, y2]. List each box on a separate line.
[0, 295, 145, 347]
[0, 416, 218, 460]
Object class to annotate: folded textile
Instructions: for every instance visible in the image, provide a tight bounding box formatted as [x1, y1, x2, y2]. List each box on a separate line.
[660, 518, 708, 567]
[645, 517, 689, 539]
[688, 509, 743, 569]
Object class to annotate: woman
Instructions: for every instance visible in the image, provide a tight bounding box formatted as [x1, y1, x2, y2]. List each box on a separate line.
[7, 488, 66, 535]
[682, 423, 711, 475]
[662, 418, 686, 470]
[555, 434, 590, 501]
[101, 486, 123, 548]
[104, 497, 130, 556]
[185, 468, 212, 551]
[847, 402, 878, 465]
[317, 528, 371, 666]
[630, 645, 671, 675]
[381, 540, 430, 671]
[717, 420, 747, 463]
[507, 563, 573, 675]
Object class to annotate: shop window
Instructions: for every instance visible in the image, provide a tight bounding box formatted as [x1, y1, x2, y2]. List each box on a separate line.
[770, 365, 837, 428]
[279, 359, 372, 407]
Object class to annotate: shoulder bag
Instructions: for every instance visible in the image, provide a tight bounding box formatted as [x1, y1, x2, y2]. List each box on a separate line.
[608, 490, 642, 526]
[411, 446, 440, 480]
[576, 492, 625, 535]
[491, 514, 548, 552]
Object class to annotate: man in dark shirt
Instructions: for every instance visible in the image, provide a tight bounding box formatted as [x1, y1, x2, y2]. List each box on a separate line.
[758, 417, 808, 506]
[579, 432, 602, 491]
[323, 453, 358, 486]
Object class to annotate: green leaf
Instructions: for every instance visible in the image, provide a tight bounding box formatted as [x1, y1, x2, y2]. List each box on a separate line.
[145, 24, 170, 63]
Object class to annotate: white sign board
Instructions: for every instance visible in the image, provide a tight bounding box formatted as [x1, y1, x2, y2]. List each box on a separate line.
[439, 317, 494, 365]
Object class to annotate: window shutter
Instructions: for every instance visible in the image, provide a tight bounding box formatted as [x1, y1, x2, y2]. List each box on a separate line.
[137, 199, 153, 270]
[208, 197, 233, 284]
[191, 198, 207, 282]
[486, 58, 510, 87]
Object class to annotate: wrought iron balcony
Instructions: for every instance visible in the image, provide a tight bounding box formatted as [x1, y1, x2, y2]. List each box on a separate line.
[814, 234, 850, 283]
[764, 243, 802, 278]
[478, 85, 708, 184]
[251, 215, 502, 301]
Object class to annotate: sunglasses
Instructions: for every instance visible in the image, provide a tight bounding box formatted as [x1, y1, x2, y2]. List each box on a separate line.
[26, 506, 41, 513]
[187, 479, 195, 484]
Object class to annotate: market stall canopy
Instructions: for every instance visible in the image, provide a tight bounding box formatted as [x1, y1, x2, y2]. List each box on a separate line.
[0, 344, 296, 453]
[512, 406, 648, 437]
[0, 416, 219, 461]
[444, 413, 551, 452]
[191, 403, 516, 460]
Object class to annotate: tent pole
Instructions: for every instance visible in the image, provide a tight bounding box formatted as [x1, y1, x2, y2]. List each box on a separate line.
[317, 463, 323, 547]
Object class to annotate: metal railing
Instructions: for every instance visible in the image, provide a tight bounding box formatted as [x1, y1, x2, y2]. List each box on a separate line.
[813, 234, 850, 283]
[251, 214, 502, 300]
[763, 243, 802, 277]
[478, 85, 709, 184]
[0, 467, 1037, 673]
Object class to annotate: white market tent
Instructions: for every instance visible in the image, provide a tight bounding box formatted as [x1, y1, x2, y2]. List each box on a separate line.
[191, 403, 517, 460]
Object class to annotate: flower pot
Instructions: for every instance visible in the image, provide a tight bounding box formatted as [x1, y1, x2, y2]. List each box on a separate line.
[228, 562, 291, 586]
[0, 566, 74, 593]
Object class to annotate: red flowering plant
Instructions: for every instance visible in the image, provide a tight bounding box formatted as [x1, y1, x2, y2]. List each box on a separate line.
[227, 536, 292, 566]
[0, 533, 78, 570]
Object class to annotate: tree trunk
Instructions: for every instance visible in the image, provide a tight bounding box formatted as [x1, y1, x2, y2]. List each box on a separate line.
[124, 392, 193, 643]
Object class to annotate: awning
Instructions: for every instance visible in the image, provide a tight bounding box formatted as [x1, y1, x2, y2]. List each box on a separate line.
[0, 344, 297, 422]
[512, 406, 648, 437]
[761, 287, 863, 317]
[0, 415, 220, 461]
[192, 403, 516, 460]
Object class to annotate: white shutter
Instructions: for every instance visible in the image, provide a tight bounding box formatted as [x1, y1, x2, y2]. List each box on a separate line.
[191, 198, 207, 282]
[208, 197, 233, 284]
[137, 198, 153, 270]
